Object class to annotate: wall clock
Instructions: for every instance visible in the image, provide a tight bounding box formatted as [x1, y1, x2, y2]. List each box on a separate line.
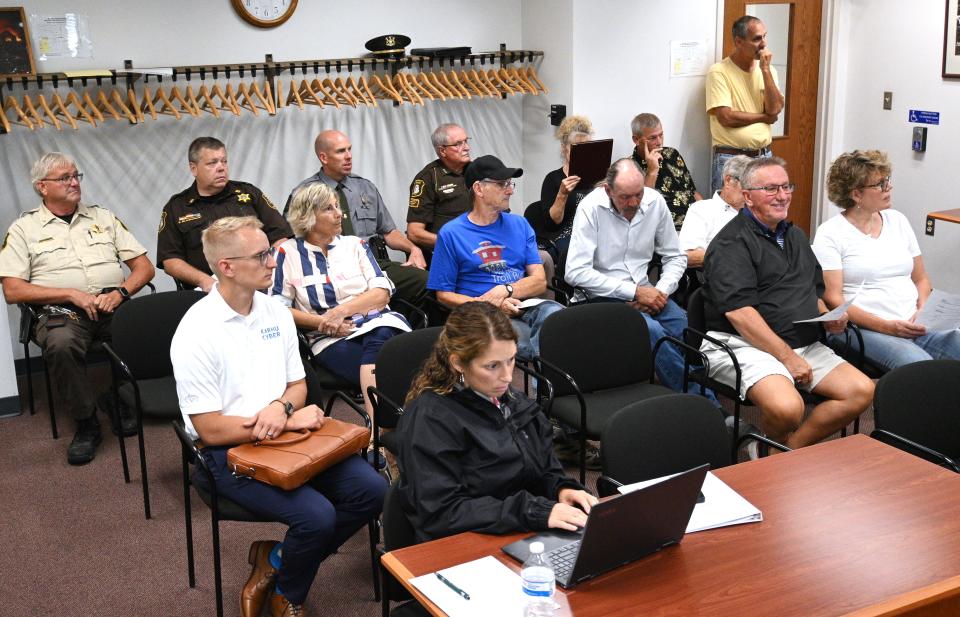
[231, 0, 297, 28]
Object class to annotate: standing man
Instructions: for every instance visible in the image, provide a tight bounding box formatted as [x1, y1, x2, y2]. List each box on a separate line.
[428, 155, 564, 359]
[406, 123, 472, 263]
[0, 152, 155, 464]
[705, 15, 785, 193]
[678, 155, 751, 268]
[702, 157, 873, 450]
[157, 137, 292, 292]
[171, 216, 385, 617]
[287, 130, 428, 308]
[630, 113, 703, 229]
[565, 158, 705, 398]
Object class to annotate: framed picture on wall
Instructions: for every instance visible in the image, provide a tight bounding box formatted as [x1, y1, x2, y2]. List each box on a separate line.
[0, 7, 35, 76]
[944, 0, 960, 77]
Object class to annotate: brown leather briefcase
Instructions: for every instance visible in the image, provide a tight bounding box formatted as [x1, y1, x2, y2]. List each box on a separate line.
[226, 419, 370, 490]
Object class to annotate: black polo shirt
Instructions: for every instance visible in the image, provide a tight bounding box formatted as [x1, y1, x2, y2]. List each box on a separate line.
[156, 180, 292, 275]
[702, 208, 823, 348]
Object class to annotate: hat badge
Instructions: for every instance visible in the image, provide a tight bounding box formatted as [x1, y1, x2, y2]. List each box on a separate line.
[385, 35, 396, 47]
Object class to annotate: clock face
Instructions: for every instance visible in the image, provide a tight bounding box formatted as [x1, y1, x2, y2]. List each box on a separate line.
[232, 0, 298, 28]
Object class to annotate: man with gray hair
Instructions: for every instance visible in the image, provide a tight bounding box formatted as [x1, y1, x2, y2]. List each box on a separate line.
[406, 123, 472, 262]
[0, 152, 155, 465]
[702, 157, 872, 453]
[565, 158, 706, 399]
[705, 15, 784, 193]
[679, 154, 751, 268]
[630, 112, 702, 229]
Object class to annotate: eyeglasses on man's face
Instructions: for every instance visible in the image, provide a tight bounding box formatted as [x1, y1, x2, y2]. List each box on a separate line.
[224, 246, 278, 266]
[442, 138, 471, 150]
[42, 173, 84, 184]
[860, 176, 892, 192]
[743, 183, 795, 196]
[481, 179, 515, 190]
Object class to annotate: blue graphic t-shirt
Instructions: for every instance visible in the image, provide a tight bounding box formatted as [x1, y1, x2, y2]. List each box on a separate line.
[427, 212, 542, 298]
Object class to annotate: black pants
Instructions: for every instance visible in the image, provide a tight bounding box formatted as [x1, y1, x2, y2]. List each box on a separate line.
[34, 312, 111, 422]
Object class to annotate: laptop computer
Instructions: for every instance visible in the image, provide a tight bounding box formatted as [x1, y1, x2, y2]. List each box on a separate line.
[501, 464, 709, 588]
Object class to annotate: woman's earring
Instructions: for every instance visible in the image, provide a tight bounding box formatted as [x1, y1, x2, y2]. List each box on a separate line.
[458, 373, 465, 385]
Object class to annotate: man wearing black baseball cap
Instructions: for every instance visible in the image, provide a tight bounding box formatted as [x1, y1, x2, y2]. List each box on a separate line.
[427, 155, 565, 358]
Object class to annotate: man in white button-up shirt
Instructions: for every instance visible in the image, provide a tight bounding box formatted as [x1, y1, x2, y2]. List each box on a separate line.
[678, 155, 750, 268]
[565, 158, 697, 395]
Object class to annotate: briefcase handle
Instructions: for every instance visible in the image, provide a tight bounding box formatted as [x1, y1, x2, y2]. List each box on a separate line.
[256, 429, 311, 446]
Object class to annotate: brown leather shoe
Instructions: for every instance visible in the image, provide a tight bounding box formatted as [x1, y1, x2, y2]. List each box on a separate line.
[269, 591, 307, 617]
[241, 540, 279, 617]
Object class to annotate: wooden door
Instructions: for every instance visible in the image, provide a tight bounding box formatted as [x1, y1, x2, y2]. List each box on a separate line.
[724, 0, 822, 234]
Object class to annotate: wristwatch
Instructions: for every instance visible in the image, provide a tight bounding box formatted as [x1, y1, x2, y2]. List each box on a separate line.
[117, 286, 131, 302]
[273, 399, 294, 417]
[504, 283, 514, 298]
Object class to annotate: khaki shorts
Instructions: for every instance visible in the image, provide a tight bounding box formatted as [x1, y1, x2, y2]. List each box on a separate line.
[701, 332, 845, 399]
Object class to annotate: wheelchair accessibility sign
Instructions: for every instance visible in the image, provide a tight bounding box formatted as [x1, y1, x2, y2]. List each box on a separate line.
[908, 110, 939, 125]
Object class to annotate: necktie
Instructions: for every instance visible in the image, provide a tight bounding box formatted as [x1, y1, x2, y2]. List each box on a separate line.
[335, 183, 355, 237]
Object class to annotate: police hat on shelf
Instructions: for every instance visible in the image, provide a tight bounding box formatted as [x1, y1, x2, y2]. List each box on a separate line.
[364, 34, 411, 57]
[464, 155, 524, 189]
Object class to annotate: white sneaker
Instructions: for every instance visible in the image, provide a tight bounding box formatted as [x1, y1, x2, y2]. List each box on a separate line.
[747, 440, 760, 461]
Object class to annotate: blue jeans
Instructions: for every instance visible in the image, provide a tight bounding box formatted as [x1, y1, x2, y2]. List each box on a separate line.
[827, 328, 960, 373]
[512, 300, 566, 359]
[196, 449, 387, 605]
[711, 148, 772, 194]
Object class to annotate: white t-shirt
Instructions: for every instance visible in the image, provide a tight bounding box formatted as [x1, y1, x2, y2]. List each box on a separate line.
[171, 285, 305, 439]
[812, 209, 921, 321]
[678, 192, 740, 251]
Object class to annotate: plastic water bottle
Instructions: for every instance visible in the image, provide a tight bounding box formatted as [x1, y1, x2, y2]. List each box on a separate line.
[521, 541, 556, 616]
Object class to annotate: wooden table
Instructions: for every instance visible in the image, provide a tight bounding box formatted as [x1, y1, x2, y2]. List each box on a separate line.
[382, 435, 960, 616]
[925, 208, 960, 236]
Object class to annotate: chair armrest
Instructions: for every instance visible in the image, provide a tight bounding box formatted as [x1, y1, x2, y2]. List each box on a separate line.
[871, 429, 959, 473]
[736, 431, 791, 454]
[595, 475, 623, 498]
[171, 420, 221, 502]
[367, 384, 404, 451]
[534, 356, 587, 433]
[514, 360, 555, 409]
[324, 389, 371, 429]
[391, 296, 429, 329]
[655, 335, 710, 395]
[683, 326, 744, 400]
[137, 282, 156, 295]
[102, 342, 135, 383]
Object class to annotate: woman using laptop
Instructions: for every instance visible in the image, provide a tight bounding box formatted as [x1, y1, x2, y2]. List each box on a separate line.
[396, 302, 597, 542]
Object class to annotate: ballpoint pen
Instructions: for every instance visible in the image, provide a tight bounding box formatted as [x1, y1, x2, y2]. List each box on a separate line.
[436, 571, 471, 600]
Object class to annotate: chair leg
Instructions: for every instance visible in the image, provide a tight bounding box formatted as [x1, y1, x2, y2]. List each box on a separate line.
[182, 451, 196, 588]
[138, 419, 151, 519]
[369, 519, 381, 601]
[731, 400, 742, 462]
[853, 416, 861, 435]
[43, 363, 58, 439]
[112, 373, 131, 485]
[380, 558, 391, 617]
[211, 512, 224, 617]
[23, 342, 35, 416]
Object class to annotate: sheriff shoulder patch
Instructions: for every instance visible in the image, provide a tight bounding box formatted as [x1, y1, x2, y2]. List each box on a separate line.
[412, 179, 425, 198]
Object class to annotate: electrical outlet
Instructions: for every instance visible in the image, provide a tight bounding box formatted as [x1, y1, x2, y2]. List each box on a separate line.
[883, 91, 892, 110]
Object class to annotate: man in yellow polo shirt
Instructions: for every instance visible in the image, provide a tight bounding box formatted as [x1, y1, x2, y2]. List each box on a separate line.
[705, 15, 784, 193]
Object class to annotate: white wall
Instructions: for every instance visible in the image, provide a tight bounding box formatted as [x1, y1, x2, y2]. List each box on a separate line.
[830, 0, 960, 293]
[0, 0, 525, 368]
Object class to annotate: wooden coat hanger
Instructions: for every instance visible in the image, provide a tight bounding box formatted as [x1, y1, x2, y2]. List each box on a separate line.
[416, 71, 444, 100]
[236, 82, 259, 116]
[150, 85, 181, 119]
[281, 78, 303, 109]
[21, 94, 45, 128]
[368, 73, 403, 104]
[454, 69, 482, 97]
[297, 78, 325, 107]
[487, 68, 514, 96]
[467, 68, 497, 97]
[94, 90, 121, 121]
[0, 97, 13, 132]
[310, 78, 341, 108]
[261, 80, 277, 114]
[210, 83, 241, 115]
[320, 76, 354, 107]
[523, 66, 549, 93]
[396, 72, 426, 104]
[248, 81, 276, 115]
[195, 84, 221, 118]
[183, 85, 204, 116]
[223, 83, 243, 116]
[356, 74, 380, 107]
[50, 91, 80, 128]
[125, 87, 144, 123]
[66, 90, 98, 125]
[440, 70, 469, 99]
[169, 84, 200, 117]
[431, 71, 457, 99]
[2, 95, 33, 130]
[34, 93, 63, 129]
[109, 89, 138, 123]
[81, 91, 105, 123]
[335, 76, 361, 106]
[345, 74, 373, 107]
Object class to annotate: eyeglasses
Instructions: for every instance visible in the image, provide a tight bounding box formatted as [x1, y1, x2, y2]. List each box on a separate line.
[481, 179, 515, 190]
[442, 138, 471, 150]
[41, 173, 84, 184]
[860, 176, 892, 192]
[224, 247, 278, 266]
[743, 183, 795, 195]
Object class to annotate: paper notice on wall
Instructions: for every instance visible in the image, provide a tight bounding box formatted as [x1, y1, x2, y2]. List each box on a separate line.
[670, 40, 710, 77]
[30, 13, 93, 60]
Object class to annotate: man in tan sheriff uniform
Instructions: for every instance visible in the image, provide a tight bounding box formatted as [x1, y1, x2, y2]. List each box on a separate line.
[406, 123, 472, 264]
[0, 152, 155, 465]
[157, 136, 292, 291]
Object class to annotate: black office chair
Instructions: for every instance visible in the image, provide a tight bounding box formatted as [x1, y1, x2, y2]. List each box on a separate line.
[871, 359, 960, 472]
[681, 287, 856, 460]
[596, 393, 787, 497]
[17, 282, 156, 439]
[537, 303, 674, 484]
[102, 289, 205, 519]
[366, 328, 443, 474]
[378, 481, 431, 617]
